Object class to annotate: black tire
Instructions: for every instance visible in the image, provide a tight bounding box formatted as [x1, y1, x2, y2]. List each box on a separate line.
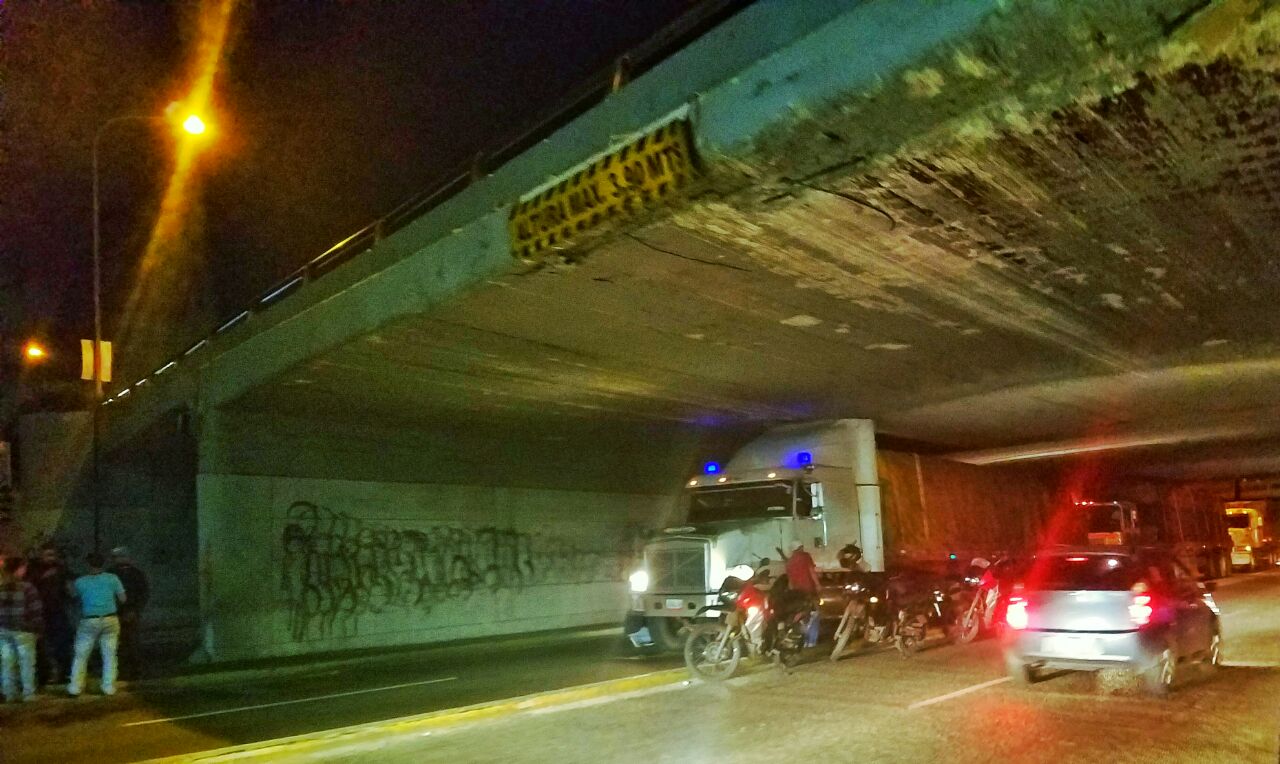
[830, 603, 863, 662]
[683, 624, 742, 681]
[957, 601, 983, 645]
[648, 617, 685, 652]
[1141, 645, 1176, 697]
[830, 619, 856, 662]
[895, 633, 920, 657]
[1005, 652, 1038, 686]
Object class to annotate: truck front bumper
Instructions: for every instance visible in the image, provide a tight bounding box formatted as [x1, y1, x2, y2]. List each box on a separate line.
[631, 592, 719, 618]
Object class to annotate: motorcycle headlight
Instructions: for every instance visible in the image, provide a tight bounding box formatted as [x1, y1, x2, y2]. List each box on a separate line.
[629, 569, 649, 593]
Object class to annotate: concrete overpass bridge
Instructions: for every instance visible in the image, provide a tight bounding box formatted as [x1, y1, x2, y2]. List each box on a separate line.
[58, 0, 1280, 660]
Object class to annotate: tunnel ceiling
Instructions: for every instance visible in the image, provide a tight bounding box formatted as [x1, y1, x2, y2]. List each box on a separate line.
[230, 2, 1280, 479]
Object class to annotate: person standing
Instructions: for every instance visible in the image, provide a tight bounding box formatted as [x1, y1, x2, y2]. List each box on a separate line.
[27, 544, 72, 686]
[108, 547, 149, 680]
[785, 542, 822, 648]
[67, 552, 125, 697]
[0, 556, 43, 702]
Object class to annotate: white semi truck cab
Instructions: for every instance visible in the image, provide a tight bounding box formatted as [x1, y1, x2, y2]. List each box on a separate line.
[624, 420, 882, 650]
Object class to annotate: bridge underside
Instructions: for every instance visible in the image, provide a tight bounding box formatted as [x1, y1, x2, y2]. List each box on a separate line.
[227, 0, 1280, 481]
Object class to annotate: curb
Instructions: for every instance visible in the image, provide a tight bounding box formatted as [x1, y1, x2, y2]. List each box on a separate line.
[137, 668, 690, 763]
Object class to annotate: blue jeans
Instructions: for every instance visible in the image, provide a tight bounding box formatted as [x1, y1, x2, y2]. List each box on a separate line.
[0, 629, 37, 701]
[69, 615, 120, 695]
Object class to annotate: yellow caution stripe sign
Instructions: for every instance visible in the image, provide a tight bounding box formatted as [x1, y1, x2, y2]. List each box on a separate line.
[509, 119, 696, 260]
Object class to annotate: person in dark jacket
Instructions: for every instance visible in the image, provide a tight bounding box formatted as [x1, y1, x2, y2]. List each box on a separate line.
[1, 556, 44, 702]
[109, 547, 149, 681]
[26, 544, 72, 686]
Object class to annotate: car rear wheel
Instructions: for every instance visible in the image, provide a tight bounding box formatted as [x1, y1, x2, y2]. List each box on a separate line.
[1141, 646, 1176, 697]
[1004, 653, 1039, 686]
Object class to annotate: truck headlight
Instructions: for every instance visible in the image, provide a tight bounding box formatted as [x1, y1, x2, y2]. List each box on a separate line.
[629, 569, 649, 593]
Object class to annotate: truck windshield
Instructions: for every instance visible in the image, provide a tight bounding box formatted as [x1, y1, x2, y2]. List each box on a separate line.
[687, 482, 794, 523]
[1225, 514, 1252, 529]
[1088, 504, 1124, 533]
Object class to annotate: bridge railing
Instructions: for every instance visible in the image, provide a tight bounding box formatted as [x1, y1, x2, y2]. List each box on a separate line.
[103, 0, 749, 409]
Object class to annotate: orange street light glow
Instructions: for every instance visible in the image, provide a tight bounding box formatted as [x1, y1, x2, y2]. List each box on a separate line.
[182, 114, 207, 135]
[24, 342, 47, 360]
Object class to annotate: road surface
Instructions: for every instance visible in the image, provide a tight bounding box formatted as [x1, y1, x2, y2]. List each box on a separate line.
[4, 571, 1278, 763]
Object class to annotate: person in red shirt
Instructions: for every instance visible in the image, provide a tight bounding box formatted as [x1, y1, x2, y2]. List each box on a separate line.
[784, 544, 822, 648]
[786, 543, 821, 594]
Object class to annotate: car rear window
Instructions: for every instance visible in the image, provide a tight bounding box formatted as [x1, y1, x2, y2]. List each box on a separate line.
[1034, 555, 1138, 591]
[1225, 514, 1251, 529]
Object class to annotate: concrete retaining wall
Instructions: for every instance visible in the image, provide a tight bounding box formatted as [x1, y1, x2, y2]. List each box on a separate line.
[193, 409, 709, 661]
[13, 411, 200, 635]
[196, 474, 666, 661]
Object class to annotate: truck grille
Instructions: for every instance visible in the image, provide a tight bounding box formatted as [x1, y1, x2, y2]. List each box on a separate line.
[648, 543, 708, 593]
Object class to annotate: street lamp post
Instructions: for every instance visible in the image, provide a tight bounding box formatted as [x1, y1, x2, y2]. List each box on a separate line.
[89, 108, 208, 550]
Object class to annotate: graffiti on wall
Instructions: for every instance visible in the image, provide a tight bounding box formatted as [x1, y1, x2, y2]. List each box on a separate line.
[280, 501, 638, 641]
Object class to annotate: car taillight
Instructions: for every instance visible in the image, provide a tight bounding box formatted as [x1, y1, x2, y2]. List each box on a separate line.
[1006, 597, 1028, 630]
[1129, 593, 1153, 627]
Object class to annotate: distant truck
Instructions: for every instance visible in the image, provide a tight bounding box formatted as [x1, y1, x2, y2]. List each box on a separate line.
[1224, 501, 1278, 571]
[1074, 499, 1233, 579]
[623, 420, 883, 650]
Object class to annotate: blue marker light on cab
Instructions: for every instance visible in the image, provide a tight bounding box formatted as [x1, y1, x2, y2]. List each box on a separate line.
[796, 451, 813, 465]
[703, 462, 721, 475]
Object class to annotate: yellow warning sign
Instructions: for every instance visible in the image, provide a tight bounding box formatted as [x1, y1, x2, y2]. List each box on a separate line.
[80, 339, 112, 383]
[508, 119, 695, 259]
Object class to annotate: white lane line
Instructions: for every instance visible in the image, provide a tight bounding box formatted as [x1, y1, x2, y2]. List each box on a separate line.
[1221, 660, 1280, 668]
[122, 676, 458, 727]
[908, 676, 1010, 710]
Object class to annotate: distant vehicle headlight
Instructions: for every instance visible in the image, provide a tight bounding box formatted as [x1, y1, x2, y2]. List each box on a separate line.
[629, 569, 649, 593]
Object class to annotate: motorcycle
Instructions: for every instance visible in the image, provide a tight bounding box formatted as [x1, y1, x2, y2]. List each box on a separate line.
[894, 584, 954, 656]
[829, 572, 896, 661]
[683, 566, 811, 681]
[891, 570, 963, 657]
[956, 555, 1022, 644]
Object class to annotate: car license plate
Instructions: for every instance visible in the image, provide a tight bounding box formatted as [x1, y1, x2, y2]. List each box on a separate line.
[1041, 635, 1101, 658]
[665, 598, 685, 611]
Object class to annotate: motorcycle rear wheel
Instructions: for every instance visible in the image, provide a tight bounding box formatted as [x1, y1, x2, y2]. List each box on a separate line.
[684, 624, 743, 681]
[957, 602, 983, 644]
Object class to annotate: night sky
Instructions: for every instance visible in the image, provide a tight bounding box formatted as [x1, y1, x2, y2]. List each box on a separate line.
[1, 0, 706, 386]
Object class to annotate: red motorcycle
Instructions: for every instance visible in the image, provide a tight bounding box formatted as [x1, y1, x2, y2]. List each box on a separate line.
[957, 555, 1024, 644]
[683, 567, 809, 680]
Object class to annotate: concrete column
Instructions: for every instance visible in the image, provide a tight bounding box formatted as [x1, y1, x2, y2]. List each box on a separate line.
[849, 419, 884, 571]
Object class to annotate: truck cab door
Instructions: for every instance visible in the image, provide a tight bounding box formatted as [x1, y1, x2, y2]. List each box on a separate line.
[795, 481, 829, 550]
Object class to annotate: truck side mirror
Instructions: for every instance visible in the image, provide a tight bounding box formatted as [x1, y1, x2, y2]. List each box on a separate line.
[809, 482, 825, 515]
